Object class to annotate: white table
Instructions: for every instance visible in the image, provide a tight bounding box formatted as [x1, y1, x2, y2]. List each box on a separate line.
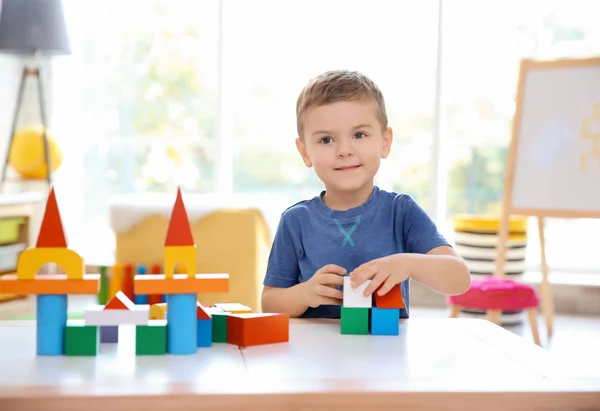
[0, 318, 598, 411]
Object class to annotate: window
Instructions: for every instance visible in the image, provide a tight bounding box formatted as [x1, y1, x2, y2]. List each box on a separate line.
[49, 0, 600, 275]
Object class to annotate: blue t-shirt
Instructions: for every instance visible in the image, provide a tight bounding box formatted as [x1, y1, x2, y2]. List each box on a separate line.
[263, 186, 450, 319]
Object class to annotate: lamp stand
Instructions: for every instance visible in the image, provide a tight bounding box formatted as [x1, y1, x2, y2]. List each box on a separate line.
[0, 65, 52, 186]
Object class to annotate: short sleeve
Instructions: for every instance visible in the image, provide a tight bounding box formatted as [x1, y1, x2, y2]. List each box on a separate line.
[263, 218, 301, 288]
[399, 195, 450, 254]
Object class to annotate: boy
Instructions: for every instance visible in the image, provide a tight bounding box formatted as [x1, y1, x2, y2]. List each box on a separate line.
[261, 70, 470, 318]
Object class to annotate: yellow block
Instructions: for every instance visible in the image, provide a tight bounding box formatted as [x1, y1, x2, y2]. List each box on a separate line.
[17, 247, 84, 280]
[164, 245, 197, 279]
[149, 302, 167, 319]
[214, 302, 253, 314]
[109, 264, 124, 300]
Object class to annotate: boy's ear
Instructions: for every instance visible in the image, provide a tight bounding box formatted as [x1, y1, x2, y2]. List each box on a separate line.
[295, 137, 313, 167]
[381, 127, 393, 159]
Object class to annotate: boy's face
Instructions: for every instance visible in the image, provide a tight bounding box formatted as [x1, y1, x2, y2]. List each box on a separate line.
[296, 99, 392, 194]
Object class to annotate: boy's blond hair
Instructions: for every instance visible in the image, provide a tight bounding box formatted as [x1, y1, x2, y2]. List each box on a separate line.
[295, 70, 388, 138]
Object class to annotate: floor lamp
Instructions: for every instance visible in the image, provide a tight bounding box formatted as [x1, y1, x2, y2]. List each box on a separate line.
[0, 0, 71, 186]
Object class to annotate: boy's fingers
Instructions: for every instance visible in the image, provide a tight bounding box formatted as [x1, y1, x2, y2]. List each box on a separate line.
[363, 272, 389, 297]
[351, 266, 377, 288]
[319, 264, 347, 275]
[321, 273, 344, 286]
[377, 277, 397, 296]
[317, 285, 343, 300]
[318, 296, 343, 306]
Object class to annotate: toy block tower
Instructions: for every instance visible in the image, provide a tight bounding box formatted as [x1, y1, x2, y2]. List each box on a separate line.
[0, 187, 100, 356]
[164, 188, 196, 279]
[133, 188, 229, 355]
[340, 276, 371, 335]
[371, 284, 404, 335]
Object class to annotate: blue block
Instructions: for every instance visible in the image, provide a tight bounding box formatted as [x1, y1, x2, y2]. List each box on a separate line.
[371, 307, 400, 335]
[166, 293, 197, 355]
[36, 294, 68, 356]
[100, 325, 119, 343]
[134, 265, 148, 304]
[197, 319, 212, 347]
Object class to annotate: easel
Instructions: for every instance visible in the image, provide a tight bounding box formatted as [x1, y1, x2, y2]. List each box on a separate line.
[495, 56, 600, 338]
[0, 66, 52, 186]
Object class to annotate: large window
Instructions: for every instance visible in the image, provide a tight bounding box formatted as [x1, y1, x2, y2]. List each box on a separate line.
[50, 0, 600, 274]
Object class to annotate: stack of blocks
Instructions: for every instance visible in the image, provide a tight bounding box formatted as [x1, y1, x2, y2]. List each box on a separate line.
[341, 276, 405, 335]
[0, 186, 290, 357]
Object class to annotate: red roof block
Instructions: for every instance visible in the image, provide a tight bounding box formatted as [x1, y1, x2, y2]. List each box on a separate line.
[104, 291, 136, 311]
[164, 188, 195, 246]
[36, 187, 68, 248]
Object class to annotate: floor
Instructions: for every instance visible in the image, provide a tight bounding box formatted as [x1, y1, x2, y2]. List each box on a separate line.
[1, 296, 599, 371]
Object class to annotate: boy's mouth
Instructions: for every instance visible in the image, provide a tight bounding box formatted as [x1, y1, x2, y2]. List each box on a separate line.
[335, 165, 362, 171]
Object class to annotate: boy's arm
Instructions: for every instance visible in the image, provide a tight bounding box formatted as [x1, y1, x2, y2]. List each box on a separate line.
[261, 284, 309, 317]
[408, 245, 471, 295]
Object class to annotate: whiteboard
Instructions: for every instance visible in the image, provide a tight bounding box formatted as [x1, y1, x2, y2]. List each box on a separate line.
[509, 57, 600, 217]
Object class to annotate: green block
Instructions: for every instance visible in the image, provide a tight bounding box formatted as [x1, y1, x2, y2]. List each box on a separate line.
[136, 320, 167, 355]
[65, 319, 99, 356]
[341, 306, 369, 335]
[97, 265, 109, 305]
[212, 313, 229, 343]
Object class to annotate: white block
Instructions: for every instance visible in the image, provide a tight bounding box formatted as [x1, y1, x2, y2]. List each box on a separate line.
[84, 305, 150, 326]
[343, 276, 372, 308]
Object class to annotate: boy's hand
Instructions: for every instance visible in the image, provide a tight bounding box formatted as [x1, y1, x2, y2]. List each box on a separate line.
[349, 254, 411, 297]
[301, 264, 346, 308]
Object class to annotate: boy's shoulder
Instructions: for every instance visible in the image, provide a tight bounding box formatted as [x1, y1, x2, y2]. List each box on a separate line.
[279, 195, 321, 223]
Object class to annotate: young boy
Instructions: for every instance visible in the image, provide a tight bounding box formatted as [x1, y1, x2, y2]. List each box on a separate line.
[261, 70, 470, 319]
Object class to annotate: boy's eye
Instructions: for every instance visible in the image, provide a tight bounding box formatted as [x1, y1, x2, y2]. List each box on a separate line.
[354, 131, 367, 139]
[319, 136, 333, 144]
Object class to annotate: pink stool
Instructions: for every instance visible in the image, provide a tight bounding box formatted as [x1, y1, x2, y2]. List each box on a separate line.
[448, 277, 541, 345]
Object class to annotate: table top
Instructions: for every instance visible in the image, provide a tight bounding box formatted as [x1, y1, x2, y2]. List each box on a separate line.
[0, 318, 598, 411]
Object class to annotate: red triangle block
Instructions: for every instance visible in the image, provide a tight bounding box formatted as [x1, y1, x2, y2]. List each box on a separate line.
[374, 284, 405, 309]
[104, 291, 135, 311]
[36, 187, 68, 248]
[197, 301, 211, 319]
[164, 188, 195, 246]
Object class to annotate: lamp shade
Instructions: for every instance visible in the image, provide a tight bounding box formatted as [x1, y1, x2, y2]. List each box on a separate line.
[0, 0, 70, 55]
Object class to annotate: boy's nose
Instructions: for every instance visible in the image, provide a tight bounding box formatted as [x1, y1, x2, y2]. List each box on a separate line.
[336, 141, 353, 158]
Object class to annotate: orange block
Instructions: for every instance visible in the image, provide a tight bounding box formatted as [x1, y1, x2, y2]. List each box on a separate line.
[0, 274, 100, 295]
[36, 187, 68, 248]
[104, 290, 135, 310]
[164, 188, 195, 246]
[374, 284, 405, 309]
[197, 302, 211, 319]
[227, 313, 289, 347]
[134, 273, 229, 295]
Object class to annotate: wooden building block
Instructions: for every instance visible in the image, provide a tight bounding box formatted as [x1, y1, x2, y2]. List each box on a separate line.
[343, 276, 372, 308]
[371, 307, 400, 335]
[136, 320, 167, 355]
[108, 264, 124, 300]
[85, 304, 150, 326]
[36, 294, 67, 356]
[164, 188, 195, 247]
[211, 312, 229, 343]
[35, 187, 67, 248]
[133, 273, 229, 295]
[100, 325, 119, 343]
[164, 245, 197, 280]
[166, 293, 197, 355]
[226, 313, 289, 347]
[374, 284, 405, 309]
[134, 265, 149, 304]
[17, 247, 84, 280]
[65, 319, 98, 356]
[197, 302, 211, 319]
[122, 264, 135, 301]
[341, 306, 369, 335]
[98, 265, 109, 305]
[0, 274, 100, 295]
[150, 302, 167, 320]
[104, 290, 135, 310]
[197, 319, 212, 347]
[214, 302, 252, 314]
